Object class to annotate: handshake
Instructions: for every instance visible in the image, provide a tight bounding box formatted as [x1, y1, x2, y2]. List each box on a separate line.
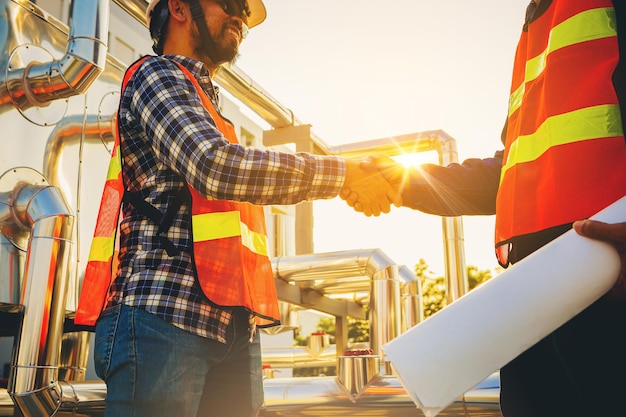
[340, 155, 406, 216]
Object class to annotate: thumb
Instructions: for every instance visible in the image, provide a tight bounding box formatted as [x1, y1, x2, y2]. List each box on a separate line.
[573, 220, 620, 245]
[359, 156, 378, 172]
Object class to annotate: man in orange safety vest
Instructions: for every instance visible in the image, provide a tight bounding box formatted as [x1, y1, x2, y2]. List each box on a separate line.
[75, 1, 401, 416]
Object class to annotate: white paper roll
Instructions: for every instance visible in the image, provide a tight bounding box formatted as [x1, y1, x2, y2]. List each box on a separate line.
[383, 197, 625, 417]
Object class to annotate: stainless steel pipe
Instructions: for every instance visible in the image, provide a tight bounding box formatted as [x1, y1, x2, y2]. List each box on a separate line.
[2, 0, 109, 111]
[5, 177, 75, 416]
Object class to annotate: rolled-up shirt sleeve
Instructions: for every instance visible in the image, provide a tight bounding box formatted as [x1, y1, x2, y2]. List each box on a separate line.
[129, 56, 345, 206]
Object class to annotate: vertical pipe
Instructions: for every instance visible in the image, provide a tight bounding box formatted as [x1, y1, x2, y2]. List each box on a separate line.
[58, 332, 89, 382]
[400, 264, 423, 332]
[0, 234, 23, 305]
[369, 264, 402, 374]
[8, 185, 75, 416]
[438, 138, 468, 303]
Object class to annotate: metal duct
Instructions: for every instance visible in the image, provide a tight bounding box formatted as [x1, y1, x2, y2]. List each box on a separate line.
[273, 249, 413, 371]
[3, 0, 109, 111]
[262, 345, 337, 369]
[399, 265, 423, 332]
[43, 113, 115, 204]
[0, 169, 74, 415]
[0, 168, 106, 417]
[0, 233, 23, 305]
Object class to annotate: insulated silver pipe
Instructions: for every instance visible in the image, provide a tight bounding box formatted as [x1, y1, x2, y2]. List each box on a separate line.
[273, 249, 410, 372]
[3, 0, 109, 110]
[0, 233, 23, 304]
[58, 331, 90, 382]
[261, 346, 337, 369]
[43, 113, 115, 208]
[369, 261, 402, 370]
[1, 381, 106, 416]
[40, 113, 116, 388]
[399, 265, 423, 332]
[438, 138, 469, 303]
[5, 180, 75, 416]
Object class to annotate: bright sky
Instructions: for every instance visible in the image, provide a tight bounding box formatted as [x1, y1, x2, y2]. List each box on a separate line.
[236, 1, 530, 277]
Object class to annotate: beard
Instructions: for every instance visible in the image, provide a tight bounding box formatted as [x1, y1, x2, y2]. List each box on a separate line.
[192, 21, 240, 66]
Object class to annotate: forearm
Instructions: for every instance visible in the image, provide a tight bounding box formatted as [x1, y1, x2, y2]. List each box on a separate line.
[192, 145, 345, 205]
[133, 58, 345, 205]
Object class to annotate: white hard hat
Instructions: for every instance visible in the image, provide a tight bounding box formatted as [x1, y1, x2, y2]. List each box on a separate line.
[145, 0, 267, 29]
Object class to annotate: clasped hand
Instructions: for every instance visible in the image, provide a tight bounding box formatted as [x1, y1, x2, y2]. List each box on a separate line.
[574, 219, 626, 302]
[340, 155, 405, 216]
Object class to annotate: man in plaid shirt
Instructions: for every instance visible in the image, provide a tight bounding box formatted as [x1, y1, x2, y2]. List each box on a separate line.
[91, 1, 401, 416]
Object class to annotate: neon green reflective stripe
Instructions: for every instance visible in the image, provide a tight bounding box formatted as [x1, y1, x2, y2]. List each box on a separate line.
[501, 104, 623, 180]
[192, 211, 269, 257]
[509, 84, 525, 118]
[244, 227, 269, 257]
[509, 7, 616, 116]
[88, 234, 115, 263]
[107, 146, 122, 181]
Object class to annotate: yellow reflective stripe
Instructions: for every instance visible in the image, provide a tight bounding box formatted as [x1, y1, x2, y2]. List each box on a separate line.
[501, 104, 623, 179]
[88, 233, 115, 263]
[243, 226, 269, 257]
[107, 146, 122, 181]
[509, 7, 616, 116]
[509, 84, 525, 118]
[192, 211, 269, 257]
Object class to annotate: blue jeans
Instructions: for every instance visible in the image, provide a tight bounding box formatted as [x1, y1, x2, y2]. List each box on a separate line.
[94, 304, 263, 417]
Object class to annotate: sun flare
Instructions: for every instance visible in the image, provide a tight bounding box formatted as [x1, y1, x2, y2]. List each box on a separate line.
[392, 151, 438, 168]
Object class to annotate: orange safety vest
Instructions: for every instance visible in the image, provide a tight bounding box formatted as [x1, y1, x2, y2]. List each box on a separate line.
[76, 57, 280, 327]
[495, 0, 626, 266]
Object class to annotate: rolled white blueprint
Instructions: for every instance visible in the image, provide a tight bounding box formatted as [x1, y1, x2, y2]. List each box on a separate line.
[383, 196, 625, 417]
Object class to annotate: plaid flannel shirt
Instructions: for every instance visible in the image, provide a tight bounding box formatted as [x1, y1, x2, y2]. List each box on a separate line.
[111, 55, 345, 342]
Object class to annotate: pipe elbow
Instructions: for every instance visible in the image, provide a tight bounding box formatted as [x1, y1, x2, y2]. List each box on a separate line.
[12, 184, 73, 229]
[10, 381, 63, 417]
[3, 0, 109, 110]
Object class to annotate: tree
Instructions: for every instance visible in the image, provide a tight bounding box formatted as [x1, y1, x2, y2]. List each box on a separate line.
[414, 258, 445, 318]
[415, 258, 495, 318]
[467, 264, 493, 289]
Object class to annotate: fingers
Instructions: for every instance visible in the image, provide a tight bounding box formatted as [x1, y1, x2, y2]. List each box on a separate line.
[342, 156, 406, 216]
[343, 158, 398, 216]
[359, 156, 378, 172]
[367, 155, 407, 201]
[574, 219, 626, 302]
[340, 187, 359, 208]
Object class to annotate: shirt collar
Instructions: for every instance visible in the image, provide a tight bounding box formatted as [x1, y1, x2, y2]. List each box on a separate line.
[162, 54, 220, 103]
